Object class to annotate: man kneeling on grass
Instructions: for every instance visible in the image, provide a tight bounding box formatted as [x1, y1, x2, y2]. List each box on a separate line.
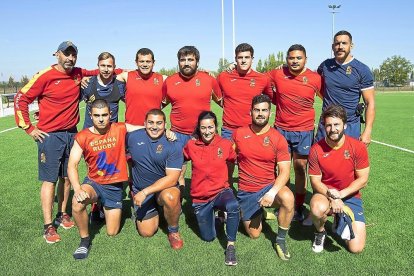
[68, 99, 142, 260]
[309, 104, 370, 254]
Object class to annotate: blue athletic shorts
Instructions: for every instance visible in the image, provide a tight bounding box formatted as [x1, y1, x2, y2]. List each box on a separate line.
[343, 197, 365, 223]
[237, 184, 273, 221]
[37, 128, 76, 182]
[220, 127, 234, 140]
[175, 132, 192, 149]
[315, 119, 361, 143]
[276, 127, 313, 155]
[132, 191, 160, 221]
[83, 177, 123, 209]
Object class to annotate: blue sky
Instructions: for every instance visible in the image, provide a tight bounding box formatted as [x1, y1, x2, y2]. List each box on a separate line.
[1, 0, 413, 81]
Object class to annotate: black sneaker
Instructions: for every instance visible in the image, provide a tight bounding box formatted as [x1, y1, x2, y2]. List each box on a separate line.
[73, 243, 91, 260]
[312, 230, 327, 253]
[292, 206, 306, 222]
[225, 245, 237, 266]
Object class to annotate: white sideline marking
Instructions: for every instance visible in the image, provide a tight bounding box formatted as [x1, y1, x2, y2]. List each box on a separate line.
[371, 140, 414, 154]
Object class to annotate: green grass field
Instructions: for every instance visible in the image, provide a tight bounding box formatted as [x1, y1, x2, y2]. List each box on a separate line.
[0, 92, 413, 275]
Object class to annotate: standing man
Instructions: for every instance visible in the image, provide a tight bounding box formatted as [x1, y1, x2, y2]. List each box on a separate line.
[116, 48, 164, 126]
[127, 109, 184, 249]
[14, 41, 94, 243]
[315, 30, 375, 145]
[68, 99, 142, 260]
[81, 52, 125, 129]
[217, 43, 273, 187]
[309, 105, 369, 254]
[162, 46, 222, 190]
[232, 95, 294, 261]
[268, 44, 323, 222]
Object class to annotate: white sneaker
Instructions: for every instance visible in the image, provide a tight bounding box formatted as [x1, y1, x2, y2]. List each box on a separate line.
[312, 231, 326, 253]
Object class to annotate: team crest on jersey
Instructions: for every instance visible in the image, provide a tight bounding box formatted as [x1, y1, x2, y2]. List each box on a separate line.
[344, 150, 350, 159]
[346, 66, 352, 75]
[154, 78, 159, 85]
[88, 95, 96, 103]
[303, 76, 308, 84]
[195, 79, 201, 86]
[73, 74, 81, 85]
[250, 79, 256, 87]
[263, 136, 270, 146]
[217, 147, 223, 159]
[156, 144, 163, 154]
[40, 152, 46, 163]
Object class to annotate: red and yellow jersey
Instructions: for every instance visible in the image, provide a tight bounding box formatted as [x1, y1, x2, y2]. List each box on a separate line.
[183, 135, 236, 203]
[218, 69, 273, 130]
[308, 136, 369, 198]
[125, 71, 164, 125]
[268, 67, 322, 131]
[14, 65, 96, 134]
[75, 123, 128, 185]
[162, 71, 222, 134]
[232, 126, 290, 192]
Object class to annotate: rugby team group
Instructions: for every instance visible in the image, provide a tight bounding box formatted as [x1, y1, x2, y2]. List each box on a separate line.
[14, 30, 374, 264]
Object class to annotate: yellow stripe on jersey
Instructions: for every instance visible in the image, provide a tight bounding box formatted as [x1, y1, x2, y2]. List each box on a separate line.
[20, 66, 53, 94]
[16, 110, 29, 129]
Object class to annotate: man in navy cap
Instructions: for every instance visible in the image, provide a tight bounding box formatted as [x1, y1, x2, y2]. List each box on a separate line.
[14, 41, 96, 244]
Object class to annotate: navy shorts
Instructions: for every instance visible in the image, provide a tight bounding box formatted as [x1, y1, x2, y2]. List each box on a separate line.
[221, 127, 234, 140]
[276, 127, 313, 155]
[343, 197, 365, 223]
[132, 191, 160, 221]
[175, 132, 192, 149]
[83, 177, 123, 209]
[315, 119, 361, 143]
[37, 128, 76, 182]
[237, 184, 273, 221]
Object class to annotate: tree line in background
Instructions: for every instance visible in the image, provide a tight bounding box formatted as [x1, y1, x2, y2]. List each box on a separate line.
[2, 55, 413, 93]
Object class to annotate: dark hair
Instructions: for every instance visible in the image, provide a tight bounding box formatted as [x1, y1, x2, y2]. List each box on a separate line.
[251, 94, 271, 110]
[194, 111, 218, 138]
[91, 99, 109, 110]
[177, 46, 200, 62]
[135, 48, 154, 62]
[98, 52, 115, 64]
[322, 104, 347, 124]
[235, 43, 254, 57]
[145, 108, 166, 121]
[287, 44, 306, 57]
[334, 30, 352, 42]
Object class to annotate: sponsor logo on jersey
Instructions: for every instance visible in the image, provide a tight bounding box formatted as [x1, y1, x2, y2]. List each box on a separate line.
[88, 95, 96, 103]
[156, 144, 163, 154]
[217, 147, 223, 158]
[230, 78, 237, 82]
[243, 135, 251, 139]
[154, 78, 159, 85]
[137, 142, 145, 146]
[346, 66, 352, 75]
[250, 79, 256, 87]
[40, 152, 46, 163]
[323, 153, 330, 158]
[175, 81, 181, 85]
[344, 150, 350, 159]
[263, 136, 270, 146]
[303, 76, 308, 84]
[195, 79, 200, 86]
[54, 80, 61, 85]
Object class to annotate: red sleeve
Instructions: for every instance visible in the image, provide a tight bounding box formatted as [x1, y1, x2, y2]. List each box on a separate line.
[211, 77, 222, 100]
[308, 146, 321, 176]
[275, 133, 291, 162]
[227, 142, 237, 163]
[355, 142, 370, 170]
[183, 143, 191, 161]
[14, 70, 48, 134]
[161, 79, 168, 104]
[263, 75, 273, 100]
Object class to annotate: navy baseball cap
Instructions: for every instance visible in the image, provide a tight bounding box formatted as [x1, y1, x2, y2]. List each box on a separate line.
[54, 41, 78, 55]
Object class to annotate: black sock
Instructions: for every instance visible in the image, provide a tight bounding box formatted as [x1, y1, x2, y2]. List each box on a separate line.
[44, 223, 53, 230]
[80, 237, 91, 248]
[56, 212, 63, 218]
[277, 226, 289, 242]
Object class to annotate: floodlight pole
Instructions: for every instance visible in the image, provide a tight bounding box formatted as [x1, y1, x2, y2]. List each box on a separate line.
[221, 0, 225, 66]
[329, 4, 341, 57]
